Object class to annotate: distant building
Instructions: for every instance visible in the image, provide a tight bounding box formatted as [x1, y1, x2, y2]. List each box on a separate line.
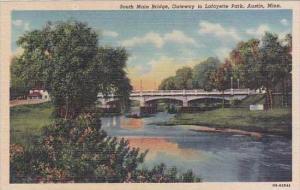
[28, 88, 50, 100]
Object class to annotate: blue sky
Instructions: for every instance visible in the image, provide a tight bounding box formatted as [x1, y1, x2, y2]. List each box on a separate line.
[12, 10, 292, 89]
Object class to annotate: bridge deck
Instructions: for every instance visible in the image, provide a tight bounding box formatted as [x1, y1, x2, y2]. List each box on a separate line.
[98, 89, 258, 98]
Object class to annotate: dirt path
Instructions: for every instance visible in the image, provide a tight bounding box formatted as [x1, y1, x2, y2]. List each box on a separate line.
[10, 99, 50, 107]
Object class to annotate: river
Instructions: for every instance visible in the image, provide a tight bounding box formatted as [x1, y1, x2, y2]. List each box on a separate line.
[100, 112, 291, 182]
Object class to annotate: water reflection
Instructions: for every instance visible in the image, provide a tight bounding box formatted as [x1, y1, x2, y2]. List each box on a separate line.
[127, 137, 202, 161]
[100, 113, 292, 182]
[121, 118, 144, 130]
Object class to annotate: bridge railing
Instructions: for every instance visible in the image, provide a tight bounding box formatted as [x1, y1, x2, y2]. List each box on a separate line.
[129, 88, 256, 96]
[98, 89, 258, 98]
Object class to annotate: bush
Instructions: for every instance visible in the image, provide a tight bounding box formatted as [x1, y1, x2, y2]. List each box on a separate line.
[10, 114, 201, 183]
[230, 99, 242, 106]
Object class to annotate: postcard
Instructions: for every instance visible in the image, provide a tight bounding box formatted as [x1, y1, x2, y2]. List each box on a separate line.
[0, 1, 300, 190]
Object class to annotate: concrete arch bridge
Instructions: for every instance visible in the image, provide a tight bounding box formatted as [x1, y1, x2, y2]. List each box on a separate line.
[98, 89, 258, 108]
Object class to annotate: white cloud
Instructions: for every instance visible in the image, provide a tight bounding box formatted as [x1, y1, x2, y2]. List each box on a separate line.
[164, 30, 196, 46]
[246, 24, 270, 37]
[122, 32, 164, 48]
[12, 19, 23, 27]
[102, 30, 119, 37]
[214, 47, 231, 60]
[280, 19, 289, 26]
[121, 30, 196, 48]
[198, 21, 240, 41]
[12, 19, 30, 31]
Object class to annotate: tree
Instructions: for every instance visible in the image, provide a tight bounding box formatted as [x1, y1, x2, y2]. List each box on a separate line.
[159, 76, 177, 90]
[159, 58, 220, 91]
[210, 60, 232, 108]
[10, 56, 32, 100]
[96, 47, 133, 112]
[279, 34, 292, 107]
[229, 39, 262, 90]
[174, 67, 193, 90]
[15, 21, 132, 118]
[229, 32, 292, 110]
[192, 57, 220, 91]
[259, 32, 292, 109]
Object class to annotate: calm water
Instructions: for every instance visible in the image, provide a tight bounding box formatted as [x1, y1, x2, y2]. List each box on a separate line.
[101, 112, 291, 182]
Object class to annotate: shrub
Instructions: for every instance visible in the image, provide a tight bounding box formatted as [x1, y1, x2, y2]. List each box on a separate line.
[10, 114, 201, 183]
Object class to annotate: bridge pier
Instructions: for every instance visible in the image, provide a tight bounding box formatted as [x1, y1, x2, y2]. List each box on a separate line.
[100, 99, 108, 108]
[182, 100, 188, 107]
[140, 99, 145, 107]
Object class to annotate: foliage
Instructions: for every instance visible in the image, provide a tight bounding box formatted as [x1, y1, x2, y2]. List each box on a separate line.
[133, 164, 201, 183]
[96, 47, 133, 111]
[159, 76, 177, 90]
[229, 32, 292, 109]
[159, 67, 193, 90]
[158, 32, 292, 110]
[210, 59, 232, 92]
[10, 57, 32, 99]
[159, 58, 220, 91]
[192, 57, 220, 91]
[10, 114, 201, 183]
[10, 115, 199, 183]
[14, 21, 132, 118]
[173, 67, 194, 90]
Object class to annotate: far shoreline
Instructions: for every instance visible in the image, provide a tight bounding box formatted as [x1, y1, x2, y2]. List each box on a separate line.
[149, 108, 292, 139]
[151, 121, 291, 138]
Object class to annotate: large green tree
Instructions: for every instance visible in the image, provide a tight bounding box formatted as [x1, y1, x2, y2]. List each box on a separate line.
[210, 60, 232, 107]
[229, 32, 292, 110]
[192, 57, 220, 91]
[229, 39, 261, 90]
[10, 56, 32, 100]
[15, 21, 132, 118]
[96, 47, 132, 111]
[158, 76, 177, 90]
[174, 67, 194, 90]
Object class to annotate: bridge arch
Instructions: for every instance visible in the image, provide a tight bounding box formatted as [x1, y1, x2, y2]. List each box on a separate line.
[187, 96, 232, 102]
[144, 96, 185, 103]
[144, 97, 184, 106]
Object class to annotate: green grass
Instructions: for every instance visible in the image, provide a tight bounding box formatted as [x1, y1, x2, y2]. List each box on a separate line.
[168, 108, 292, 137]
[10, 102, 53, 148]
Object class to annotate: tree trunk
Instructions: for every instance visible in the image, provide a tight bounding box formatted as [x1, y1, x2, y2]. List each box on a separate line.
[265, 88, 273, 111]
[284, 78, 289, 108]
[64, 97, 69, 120]
[64, 100, 69, 120]
[269, 89, 273, 110]
[222, 90, 225, 109]
[282, 79, 287, 108]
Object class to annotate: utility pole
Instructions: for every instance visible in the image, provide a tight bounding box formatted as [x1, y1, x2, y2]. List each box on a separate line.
[230, 76, 233, 95]
[140, 80, 143, 91]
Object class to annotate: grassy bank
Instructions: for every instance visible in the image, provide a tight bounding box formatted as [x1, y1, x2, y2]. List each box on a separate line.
[166, 108, 292, 137]
[10, 102, 53, 148]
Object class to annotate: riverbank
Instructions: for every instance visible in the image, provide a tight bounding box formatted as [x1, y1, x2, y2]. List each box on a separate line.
[188, 126, 262, 138]
[10, 103, 53, 148]
[157, 108, 292, 138]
